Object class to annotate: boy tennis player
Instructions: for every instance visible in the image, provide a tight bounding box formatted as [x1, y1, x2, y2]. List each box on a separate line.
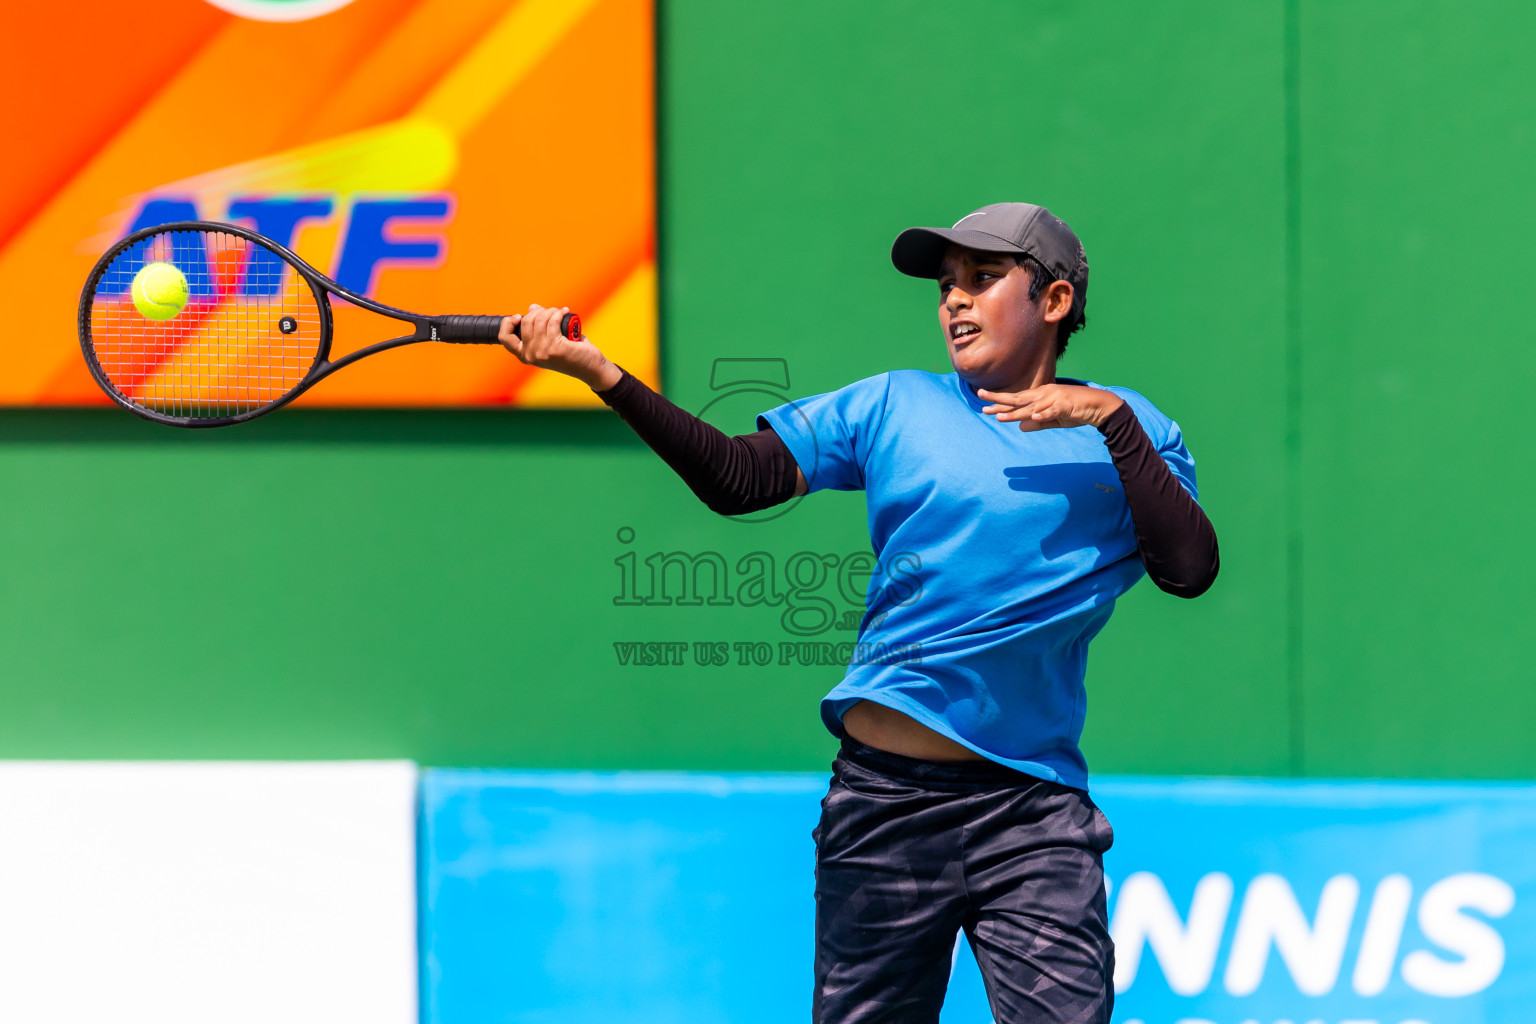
[501, 202, 1219, 1023]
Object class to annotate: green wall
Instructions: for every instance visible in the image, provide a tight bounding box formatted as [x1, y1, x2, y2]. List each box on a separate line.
[0, 1, 1525, 778]
[1295, 2, 1536, 777]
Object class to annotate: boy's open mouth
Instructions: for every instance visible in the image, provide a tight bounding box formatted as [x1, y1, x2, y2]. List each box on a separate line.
[950, 320, 981, 343]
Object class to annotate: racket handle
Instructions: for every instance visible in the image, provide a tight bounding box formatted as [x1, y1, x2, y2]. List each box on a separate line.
[430, 313, 582, 343]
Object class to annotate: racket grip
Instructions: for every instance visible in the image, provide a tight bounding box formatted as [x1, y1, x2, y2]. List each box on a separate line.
[430, 313, 582, 343]
[431, 315, 504, 343]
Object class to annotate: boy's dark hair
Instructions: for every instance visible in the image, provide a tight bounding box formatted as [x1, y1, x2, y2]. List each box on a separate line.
[1017, 255, 1087, 357]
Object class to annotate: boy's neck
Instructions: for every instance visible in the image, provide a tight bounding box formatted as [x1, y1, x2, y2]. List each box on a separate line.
[998, 350, 1059, 393]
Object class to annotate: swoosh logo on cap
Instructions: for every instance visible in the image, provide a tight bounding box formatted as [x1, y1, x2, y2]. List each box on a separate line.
[951, 212, 986, 228]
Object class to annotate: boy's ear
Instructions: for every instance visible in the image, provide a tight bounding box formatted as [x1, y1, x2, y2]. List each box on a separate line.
[1040, 280, 1075, 324]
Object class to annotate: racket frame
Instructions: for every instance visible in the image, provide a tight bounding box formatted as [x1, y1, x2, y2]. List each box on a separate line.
[79, 220, 511, 428]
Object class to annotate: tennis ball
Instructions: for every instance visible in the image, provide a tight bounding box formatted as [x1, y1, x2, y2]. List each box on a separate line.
[131, 262, 190, 321]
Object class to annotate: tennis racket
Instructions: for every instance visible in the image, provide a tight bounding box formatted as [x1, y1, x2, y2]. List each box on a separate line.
[77, 220, 580, 427]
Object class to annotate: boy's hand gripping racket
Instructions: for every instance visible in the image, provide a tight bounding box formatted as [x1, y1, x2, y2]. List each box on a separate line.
[77, 220, 580, 427]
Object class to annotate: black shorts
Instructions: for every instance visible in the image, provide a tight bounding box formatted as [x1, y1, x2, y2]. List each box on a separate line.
[813, 739, 1115, 1024]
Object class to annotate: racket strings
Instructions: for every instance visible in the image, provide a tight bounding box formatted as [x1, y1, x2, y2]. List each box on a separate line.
[88, 229, 320, 420]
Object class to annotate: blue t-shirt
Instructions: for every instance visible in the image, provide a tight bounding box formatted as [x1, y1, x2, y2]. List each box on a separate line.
[757, 370, 1198, 790]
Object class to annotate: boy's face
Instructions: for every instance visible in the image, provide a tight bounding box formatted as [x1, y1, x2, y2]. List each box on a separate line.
[936, 244, 1053, 388]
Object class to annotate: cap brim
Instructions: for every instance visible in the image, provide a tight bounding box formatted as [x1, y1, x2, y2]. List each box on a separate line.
[890, 227, 1029, 279]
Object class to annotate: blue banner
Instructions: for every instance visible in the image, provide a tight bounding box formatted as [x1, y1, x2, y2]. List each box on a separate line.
[1100, 779, 1535, 1024]
[421, 771, 1536, 1024]
[420, 770, 832, 1024]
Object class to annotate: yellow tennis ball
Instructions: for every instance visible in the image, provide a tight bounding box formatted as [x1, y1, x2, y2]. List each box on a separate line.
[131, 262, 190, 321]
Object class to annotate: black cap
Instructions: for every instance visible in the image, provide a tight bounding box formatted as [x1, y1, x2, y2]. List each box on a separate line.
[891, 202, 1088, 331]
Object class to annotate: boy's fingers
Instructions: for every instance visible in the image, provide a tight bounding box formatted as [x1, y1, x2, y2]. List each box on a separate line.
[977, 388, 1027, 404]
[501, 304, 578, 365]
[499, 314, 523, 354]
[521, 305, 553, 355]
[535, 305, 559, 335]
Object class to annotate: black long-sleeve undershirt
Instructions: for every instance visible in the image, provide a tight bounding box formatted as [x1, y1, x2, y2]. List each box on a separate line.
[596, 366, 800, 515]
[1096, 400, 1220, 597]
[596, 366, 1218, 597]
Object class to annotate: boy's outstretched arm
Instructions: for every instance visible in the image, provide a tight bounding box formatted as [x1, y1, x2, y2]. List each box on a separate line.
[500, 305, 807, 513]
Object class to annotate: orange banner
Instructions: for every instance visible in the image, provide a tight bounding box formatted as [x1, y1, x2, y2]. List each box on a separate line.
[1, 0, 655, 407]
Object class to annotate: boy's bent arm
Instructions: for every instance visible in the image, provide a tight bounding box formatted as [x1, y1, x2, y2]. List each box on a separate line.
[1097, 402, 1220, 598]
[977, 381, 1219, 597]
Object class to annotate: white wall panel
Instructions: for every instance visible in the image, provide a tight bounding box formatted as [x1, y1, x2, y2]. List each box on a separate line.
[0, 762, 417, 1024]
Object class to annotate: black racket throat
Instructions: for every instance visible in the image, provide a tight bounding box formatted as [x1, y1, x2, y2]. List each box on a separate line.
[77, 220, 581, 428]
